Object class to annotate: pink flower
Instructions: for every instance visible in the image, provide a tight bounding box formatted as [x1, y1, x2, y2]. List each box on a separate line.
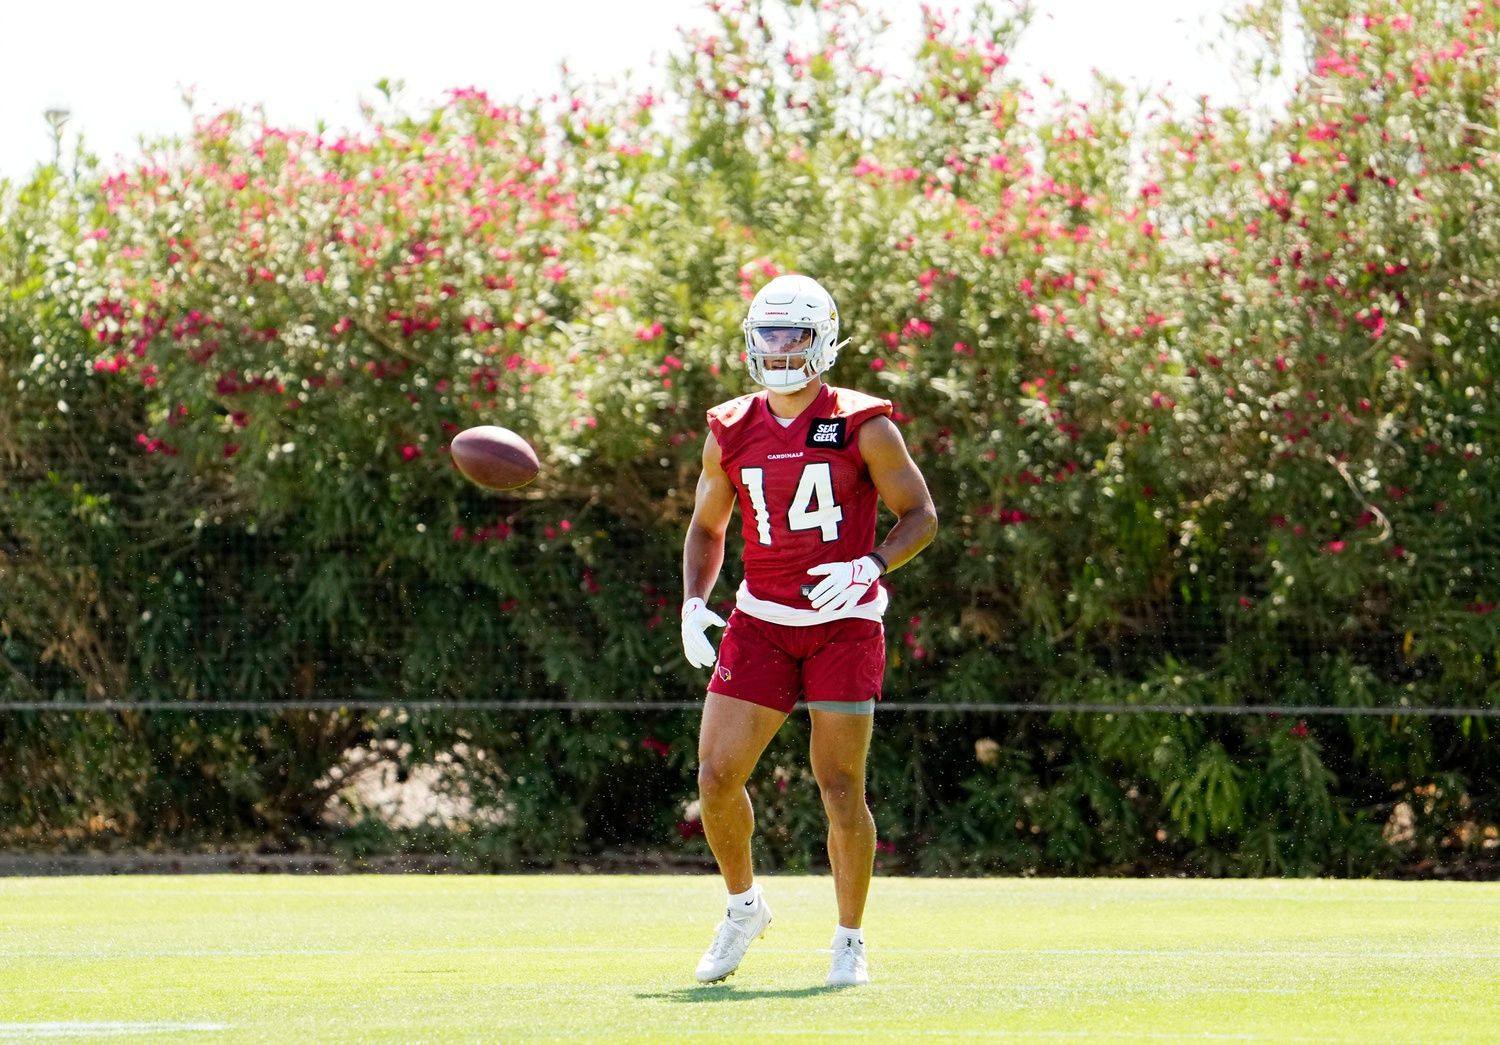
[401, 445, 422, 461]
[1360, 309, 1387, 339]
[1325, 540, 1346, 554]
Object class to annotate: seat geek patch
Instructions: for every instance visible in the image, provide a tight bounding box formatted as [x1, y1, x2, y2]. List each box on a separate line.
[806, 417, 847, 449]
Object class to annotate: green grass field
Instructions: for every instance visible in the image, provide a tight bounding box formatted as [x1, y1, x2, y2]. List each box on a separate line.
[0, 875, 1496, 1042]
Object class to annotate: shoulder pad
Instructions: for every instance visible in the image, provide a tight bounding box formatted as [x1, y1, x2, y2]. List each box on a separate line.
[707, 393, 759, 434]
[827, 386, 894, 426]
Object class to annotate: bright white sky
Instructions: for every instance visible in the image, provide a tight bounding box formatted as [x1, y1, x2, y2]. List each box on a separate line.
[0, 0, 1288, 180]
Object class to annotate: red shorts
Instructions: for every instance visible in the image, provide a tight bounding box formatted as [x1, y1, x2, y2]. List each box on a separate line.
[706, 609, 886, 715]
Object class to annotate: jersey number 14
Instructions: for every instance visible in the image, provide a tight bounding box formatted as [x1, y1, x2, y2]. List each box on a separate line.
[740, 463, 844, 545]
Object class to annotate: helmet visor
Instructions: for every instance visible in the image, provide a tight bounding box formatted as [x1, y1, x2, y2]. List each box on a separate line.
[747, 325, 813, 368]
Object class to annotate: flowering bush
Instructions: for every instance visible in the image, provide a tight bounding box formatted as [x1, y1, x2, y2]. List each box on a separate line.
[0, 0, 1496, 874]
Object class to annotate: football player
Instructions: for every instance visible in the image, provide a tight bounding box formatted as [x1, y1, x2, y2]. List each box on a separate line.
[682, 274, 938, 986]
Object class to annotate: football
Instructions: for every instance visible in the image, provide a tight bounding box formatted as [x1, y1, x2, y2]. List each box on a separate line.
[450, 426, 540, 491]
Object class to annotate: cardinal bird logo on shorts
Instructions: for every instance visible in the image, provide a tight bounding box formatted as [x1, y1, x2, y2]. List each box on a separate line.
[717, 664, 732, 683]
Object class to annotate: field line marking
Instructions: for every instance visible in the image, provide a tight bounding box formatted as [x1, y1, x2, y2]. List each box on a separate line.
[658, 1031, 1433, 1044]
[0, 1022, 227, 1038]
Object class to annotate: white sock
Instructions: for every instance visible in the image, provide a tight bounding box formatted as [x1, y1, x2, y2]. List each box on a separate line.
[727, 883, 760, 919]
[834, 924, 864, 948]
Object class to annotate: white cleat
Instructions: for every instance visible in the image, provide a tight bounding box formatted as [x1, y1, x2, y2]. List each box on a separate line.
[695, 894, 773, 983]
[826, 937, 871, 986]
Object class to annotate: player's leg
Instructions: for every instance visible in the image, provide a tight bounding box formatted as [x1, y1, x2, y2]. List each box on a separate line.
[809, 706, 875, 986]
[695, 695, 786, 982]
[809, 708, 876, 928]
[802, 617, 884, 986]
[694, 612, 797, 983]
[697, 690, 787, 894]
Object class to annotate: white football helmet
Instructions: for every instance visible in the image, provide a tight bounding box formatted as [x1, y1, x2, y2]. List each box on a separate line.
[742, 274, 847, 392]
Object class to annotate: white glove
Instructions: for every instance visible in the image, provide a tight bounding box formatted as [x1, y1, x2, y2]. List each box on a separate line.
[681, 597, 727, 669]
[805, 555, 883, 613]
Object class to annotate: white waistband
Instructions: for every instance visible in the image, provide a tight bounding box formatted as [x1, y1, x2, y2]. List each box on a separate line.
[735, 579, 888, 627]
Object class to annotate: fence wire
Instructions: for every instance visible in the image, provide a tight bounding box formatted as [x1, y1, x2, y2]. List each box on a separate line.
[0, 699, 1494, 717]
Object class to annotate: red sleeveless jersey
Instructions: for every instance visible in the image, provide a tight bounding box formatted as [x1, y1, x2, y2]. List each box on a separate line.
[707, 383, 893, 621]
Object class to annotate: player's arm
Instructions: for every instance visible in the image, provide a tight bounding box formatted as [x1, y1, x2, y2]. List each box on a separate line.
[683, 431, 735, 603]
[680, 432, 736, 669]
[805, 415, 937, 612]
[860, 414, 938, 574]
